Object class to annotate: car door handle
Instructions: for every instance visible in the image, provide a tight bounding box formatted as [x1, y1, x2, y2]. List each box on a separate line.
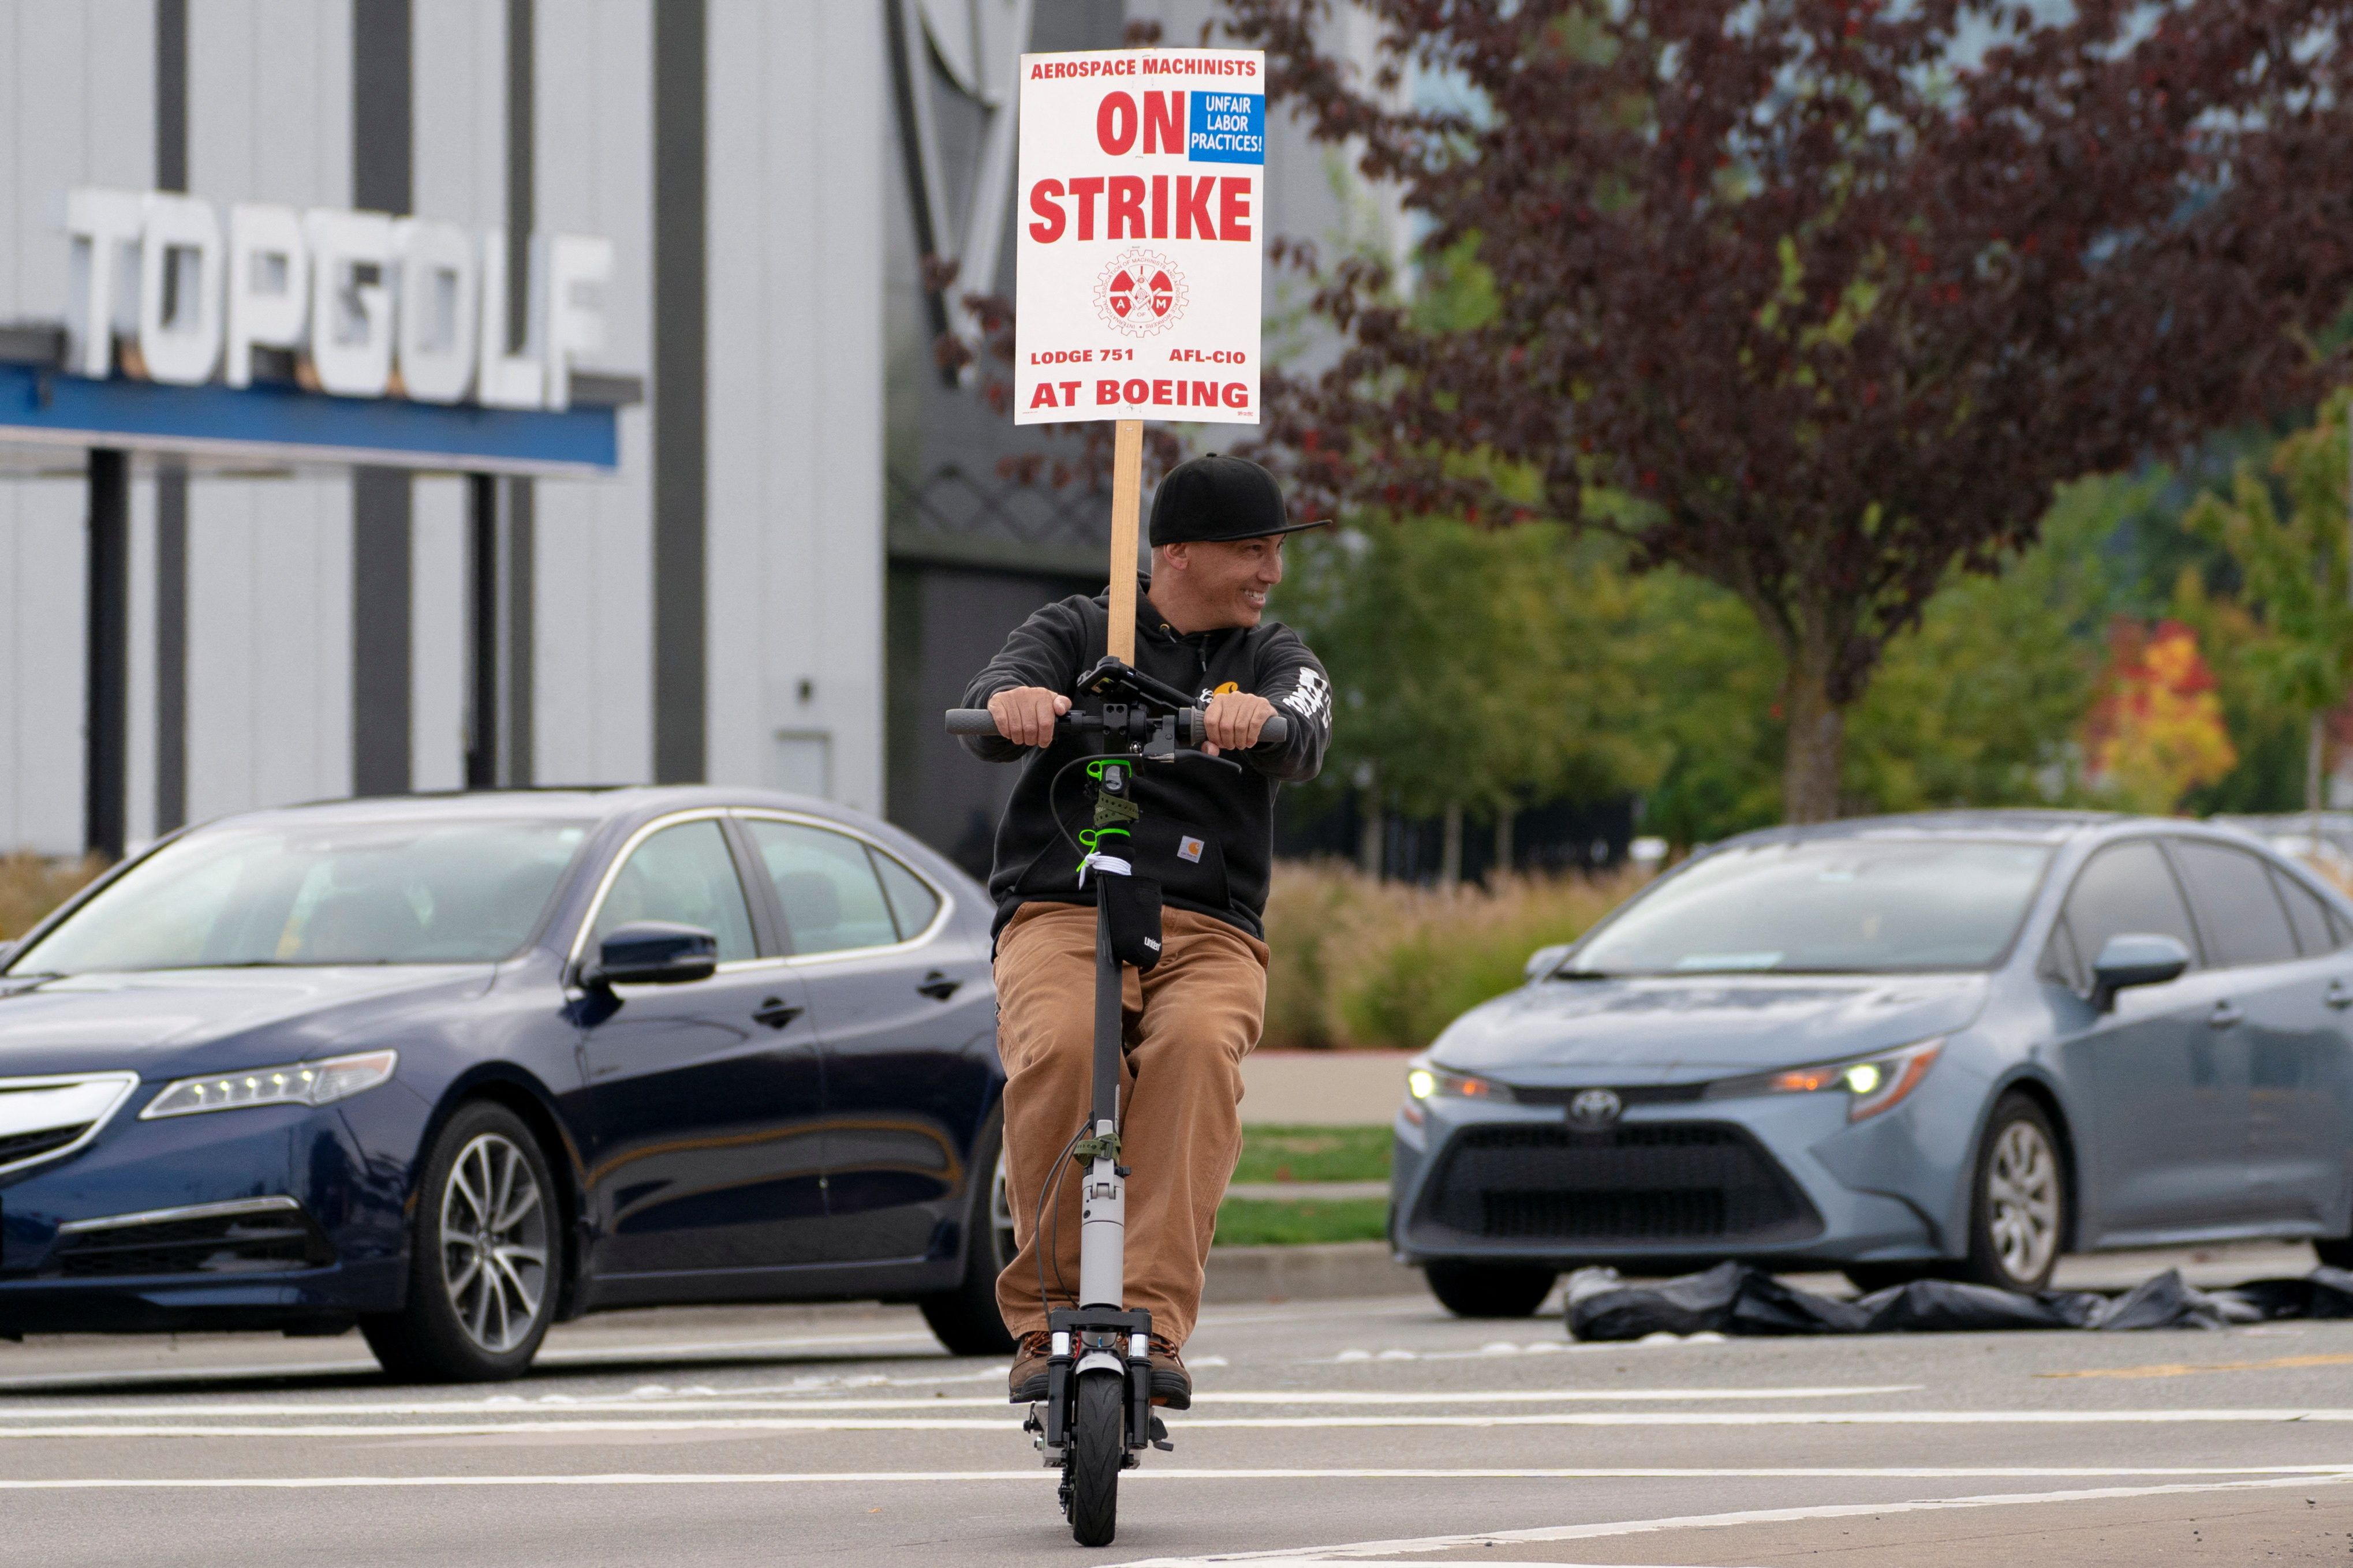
[2328, 981, 2353, 1011]
[752, 997, 804, 1030]
[2208, 1000, 2244, 1029]
[916, 971, 961, 1002]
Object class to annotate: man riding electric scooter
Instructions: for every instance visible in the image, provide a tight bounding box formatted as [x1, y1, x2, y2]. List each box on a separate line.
[958, 453, 1332, 1411]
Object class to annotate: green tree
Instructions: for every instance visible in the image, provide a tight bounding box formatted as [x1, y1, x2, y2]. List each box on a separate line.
[1284, 519, 1666, 883]
[1631, 480, 2113, 844]
[2183, 391, 2353, 818]
[1846, 476, 2116, 811]
[1622, 571, 1783, 850]
[1232, 0, 2353, 822]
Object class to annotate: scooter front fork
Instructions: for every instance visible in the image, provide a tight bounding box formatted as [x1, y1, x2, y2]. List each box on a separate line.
[1026, 1306, 1169, 1469]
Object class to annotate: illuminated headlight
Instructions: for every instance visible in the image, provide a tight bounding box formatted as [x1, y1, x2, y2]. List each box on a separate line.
[1702, 1039, 1943, 1122]
[140, 1050, 398, 1119]
[1406, 1065, 1514, 1103]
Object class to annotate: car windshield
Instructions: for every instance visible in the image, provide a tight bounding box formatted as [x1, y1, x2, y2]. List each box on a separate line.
[1568, 837, 2054, 976]
[6, 819, 589, 975]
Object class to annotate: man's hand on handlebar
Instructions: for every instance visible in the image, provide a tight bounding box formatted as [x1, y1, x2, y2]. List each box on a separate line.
[1200, 691, 1277, 757]
[988, 686, 1072, 749]
[944, 695, 1286, 748]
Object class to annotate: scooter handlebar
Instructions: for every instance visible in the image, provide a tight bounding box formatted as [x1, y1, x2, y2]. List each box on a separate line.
[943, 708, 1290, 745]
[1183, 709, 1290, 747]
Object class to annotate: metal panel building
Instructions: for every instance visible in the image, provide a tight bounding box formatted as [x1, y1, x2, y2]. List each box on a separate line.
[0, 0, 1384, 869]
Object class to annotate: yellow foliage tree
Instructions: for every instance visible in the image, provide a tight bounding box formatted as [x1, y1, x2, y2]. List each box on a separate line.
[2083, 620, 2237, 815]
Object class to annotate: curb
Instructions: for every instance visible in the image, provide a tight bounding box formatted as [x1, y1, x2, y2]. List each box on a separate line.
[1202, 1240, 1425, 1305]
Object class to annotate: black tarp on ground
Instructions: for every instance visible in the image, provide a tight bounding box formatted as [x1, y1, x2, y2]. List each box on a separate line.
[1564, 1261, 2353, 1341]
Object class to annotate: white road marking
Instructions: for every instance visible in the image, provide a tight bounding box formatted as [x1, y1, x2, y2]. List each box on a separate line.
[0, 1386, 1918, 1419]
[2, 1420, 1023, 1438]
[533, 1330, 941, 1360]
[0, 1329, 943, 1393]
[15, 1408, 2353, 1438]
[1, 1465, 2348, 1491]
[0, 1359, 386, 1390]
[1108, 1469, 2353, 1565]
[662, 1365, 1013, 1395]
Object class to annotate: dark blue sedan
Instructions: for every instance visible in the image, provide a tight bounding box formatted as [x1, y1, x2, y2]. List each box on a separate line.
[0, 788, 1012, 1379]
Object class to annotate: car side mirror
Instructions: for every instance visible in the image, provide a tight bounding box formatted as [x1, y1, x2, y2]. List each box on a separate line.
[582, 921, 719, 989]
[2090, 933, 2191, 1013]
[1525, 942, 1573, 981]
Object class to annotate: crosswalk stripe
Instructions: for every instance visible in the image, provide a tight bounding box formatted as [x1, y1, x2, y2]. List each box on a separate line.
[9, 1408, 2353, 1438]
[0, 1385, 1915, 1419]
[1107, 1470, 2353, 1566]
[0, 1465, 2348, 1490]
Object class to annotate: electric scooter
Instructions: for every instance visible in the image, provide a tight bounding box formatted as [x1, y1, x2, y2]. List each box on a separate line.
[947, 656, 1288, 1547]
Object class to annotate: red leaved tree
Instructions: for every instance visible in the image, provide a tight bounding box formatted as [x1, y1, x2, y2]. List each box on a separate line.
[1224, 0, 2353, 819]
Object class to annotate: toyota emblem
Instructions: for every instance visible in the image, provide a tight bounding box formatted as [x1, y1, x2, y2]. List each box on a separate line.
[1568, 1087, 1623, 1127]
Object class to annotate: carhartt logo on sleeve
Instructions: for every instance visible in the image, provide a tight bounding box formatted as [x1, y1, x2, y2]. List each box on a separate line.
[1178, 836, 1205, 863]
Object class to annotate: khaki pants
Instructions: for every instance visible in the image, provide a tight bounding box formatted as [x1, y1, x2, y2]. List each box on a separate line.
[992, 900, 1268, 1348]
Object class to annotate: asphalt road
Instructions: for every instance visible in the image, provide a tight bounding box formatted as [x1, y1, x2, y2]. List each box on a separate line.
[7, 1243, 2353, 1567]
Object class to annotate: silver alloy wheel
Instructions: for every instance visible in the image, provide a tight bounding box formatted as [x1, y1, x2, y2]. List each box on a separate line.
[438, 1131, 549, 1354]
[1985, 1117, 2060, 1283]
[990, 1147, 1017, 1268]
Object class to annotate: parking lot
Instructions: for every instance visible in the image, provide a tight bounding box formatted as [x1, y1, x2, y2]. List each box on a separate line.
[5, 1241, 2351, 1566]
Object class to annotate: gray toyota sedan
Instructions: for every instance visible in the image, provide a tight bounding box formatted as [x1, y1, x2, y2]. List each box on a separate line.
[1393, 811, 2353, 1318]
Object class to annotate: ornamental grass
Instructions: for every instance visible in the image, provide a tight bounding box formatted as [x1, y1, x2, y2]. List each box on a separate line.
[0, 852, 104, 942]
[1258, 860, 1646, 1053]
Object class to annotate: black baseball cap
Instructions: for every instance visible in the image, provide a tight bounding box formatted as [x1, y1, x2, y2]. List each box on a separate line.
[1148, 454, 1332, 547]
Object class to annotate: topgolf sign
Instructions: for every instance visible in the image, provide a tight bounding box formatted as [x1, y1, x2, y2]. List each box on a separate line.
[1013, 49, 1265, 426]
[59, 188, 613, 411]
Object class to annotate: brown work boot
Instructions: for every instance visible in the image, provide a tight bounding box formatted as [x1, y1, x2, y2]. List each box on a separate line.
[1148, 1335, 1191, 1410]
[1007, 1331, 1052, 1404]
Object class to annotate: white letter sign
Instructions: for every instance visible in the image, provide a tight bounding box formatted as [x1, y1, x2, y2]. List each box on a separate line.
[392, 218, 479, 404]
[64, 189, 146, 379]
[225, 203, 308, 389]
[135, 194, 224, 385]
[61, 186, 620, 411]
[301, 208, 395, 396]
[1013, 48, 1264, 425]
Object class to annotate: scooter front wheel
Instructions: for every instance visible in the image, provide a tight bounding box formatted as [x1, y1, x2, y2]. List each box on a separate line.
[1066, 1368, 1125, 1546]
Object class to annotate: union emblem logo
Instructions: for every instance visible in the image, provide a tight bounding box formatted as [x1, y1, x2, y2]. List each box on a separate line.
[1094, 248, 1189, 338]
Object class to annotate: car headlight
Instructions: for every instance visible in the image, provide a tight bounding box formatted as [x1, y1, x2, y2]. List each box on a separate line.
[1406, 1065, 1514, 1103]
[1702, 1039, 1942, 1122]
[140, 1050, 399, 1119]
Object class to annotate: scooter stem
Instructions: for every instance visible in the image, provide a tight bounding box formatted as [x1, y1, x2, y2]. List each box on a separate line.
[1079, 898, 1127, 1309]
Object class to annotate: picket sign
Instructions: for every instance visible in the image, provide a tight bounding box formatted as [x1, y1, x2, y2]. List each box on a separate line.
[1014, 46, 1267, 658]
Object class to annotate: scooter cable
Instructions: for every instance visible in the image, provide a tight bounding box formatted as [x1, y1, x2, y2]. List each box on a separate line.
[1038, 1120, 1090, 1313]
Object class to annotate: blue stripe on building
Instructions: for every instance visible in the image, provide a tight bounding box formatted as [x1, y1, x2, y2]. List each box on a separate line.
[0, 362, 618, 477]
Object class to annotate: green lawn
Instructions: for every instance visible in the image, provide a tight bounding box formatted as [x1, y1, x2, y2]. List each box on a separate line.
[1231, 1124, 1393, 1184]
[1212, 1196, 1390, 1247]
[1214, 1125, 1394, 1246]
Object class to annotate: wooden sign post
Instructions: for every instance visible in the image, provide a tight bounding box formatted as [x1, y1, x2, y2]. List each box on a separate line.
[1011, 47, 1268, 662]
[1106, 419, 1143, 663]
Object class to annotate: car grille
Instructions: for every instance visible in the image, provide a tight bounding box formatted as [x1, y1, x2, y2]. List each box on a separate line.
[1503, 1084, 1706, 1109]
[0, 1073, 139, 1174]
[1414, 1122, 1821, 1247]
[0, 1123, 91, 1166]
[46, 1207, 335, 1279]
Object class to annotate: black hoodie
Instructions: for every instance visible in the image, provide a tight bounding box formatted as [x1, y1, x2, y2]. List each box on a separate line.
[958, 578, 1331, 941]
